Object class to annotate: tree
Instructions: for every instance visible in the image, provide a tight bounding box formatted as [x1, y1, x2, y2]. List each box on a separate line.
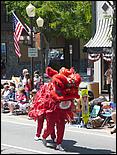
[5, 1, 92, 41]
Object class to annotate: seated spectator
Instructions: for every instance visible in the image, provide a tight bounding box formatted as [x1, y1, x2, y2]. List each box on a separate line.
[1, 84, 10, 112]
[89, 96, 107, 113]
[33, 72, 42, 90]
[2, 82, 9, 87]
[110, 111, 116, 134]
[7, 86, 16, 108]
[9, 80, 16, 88]
[7, 87, 29, 115]
[8, 86, 16, 101]
[101, 101, 112, 114]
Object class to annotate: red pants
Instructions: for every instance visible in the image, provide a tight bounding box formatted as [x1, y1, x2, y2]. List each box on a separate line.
[36, 113, 56, 140]
[42, 111, 65, 145]
[36, 114, 45, 137]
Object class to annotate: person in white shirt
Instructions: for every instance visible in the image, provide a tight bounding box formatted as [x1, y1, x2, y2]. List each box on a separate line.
[22, 69, 29, 88]
[33, 73, 42, 90]
[1, 84, 10, 111]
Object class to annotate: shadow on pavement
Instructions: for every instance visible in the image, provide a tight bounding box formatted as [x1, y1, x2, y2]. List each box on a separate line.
[62, 139, 115, 154]
[42, 139, 115, 154]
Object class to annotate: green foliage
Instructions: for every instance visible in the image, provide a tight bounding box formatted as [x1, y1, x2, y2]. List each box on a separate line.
[5, 1, 92, 41]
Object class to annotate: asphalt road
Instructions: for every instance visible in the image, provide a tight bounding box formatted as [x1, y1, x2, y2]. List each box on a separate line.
[1, 113, 116, 154]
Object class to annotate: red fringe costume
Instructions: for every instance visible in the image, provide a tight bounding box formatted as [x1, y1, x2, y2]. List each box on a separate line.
[28, 67, 81, 146]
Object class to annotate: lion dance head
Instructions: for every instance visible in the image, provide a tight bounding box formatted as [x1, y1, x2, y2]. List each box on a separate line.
[28, 67, 81, 121]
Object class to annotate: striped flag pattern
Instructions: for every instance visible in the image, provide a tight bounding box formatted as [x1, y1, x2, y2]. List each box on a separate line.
[12, 11, 24, 57]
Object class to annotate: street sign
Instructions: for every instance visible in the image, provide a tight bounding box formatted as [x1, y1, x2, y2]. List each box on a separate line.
[28, 48, 38, 57]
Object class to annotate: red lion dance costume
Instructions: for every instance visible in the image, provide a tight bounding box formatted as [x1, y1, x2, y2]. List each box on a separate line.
[28, 67, 81, 150]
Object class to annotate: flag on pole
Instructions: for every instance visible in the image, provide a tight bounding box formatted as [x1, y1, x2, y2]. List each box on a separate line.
[12, 11, 24, 57]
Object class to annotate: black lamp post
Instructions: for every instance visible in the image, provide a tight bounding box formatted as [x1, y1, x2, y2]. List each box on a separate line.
[36, 17, 44, 84]
[40, 33, 45, 85]
[69, 44, 72, 67]
[26, 3, 36, 90]
[30, 18, 34, 89]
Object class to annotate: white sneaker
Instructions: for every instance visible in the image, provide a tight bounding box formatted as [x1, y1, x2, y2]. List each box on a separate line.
[56, 144, 64, 151]
[34, 136, 40, 141]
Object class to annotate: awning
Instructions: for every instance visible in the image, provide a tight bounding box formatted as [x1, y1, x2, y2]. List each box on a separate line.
[84, 18, 113, 53]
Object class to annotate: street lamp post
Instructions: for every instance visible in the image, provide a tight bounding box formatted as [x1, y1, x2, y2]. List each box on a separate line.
[36, 17, 44, 84]
[69, 45, 72, 67]
[26, 3, 36, 90]
[30, 17, 34, 90]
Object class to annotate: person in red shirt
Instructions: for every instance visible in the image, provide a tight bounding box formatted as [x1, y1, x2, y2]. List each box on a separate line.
[24, 73, 32, 100]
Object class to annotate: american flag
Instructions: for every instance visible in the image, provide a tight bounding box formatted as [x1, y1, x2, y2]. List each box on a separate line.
[12, 11, 24, 57]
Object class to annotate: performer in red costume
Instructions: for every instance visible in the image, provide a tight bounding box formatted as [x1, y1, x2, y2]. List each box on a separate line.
[30, 83, 56, 141]
[28, 67, 81, 150]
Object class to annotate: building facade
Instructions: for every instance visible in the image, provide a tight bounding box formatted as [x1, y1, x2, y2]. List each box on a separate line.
[94, 1, 113, 94]
[1, 1, 84, 80]
[84, 1, 113, 94]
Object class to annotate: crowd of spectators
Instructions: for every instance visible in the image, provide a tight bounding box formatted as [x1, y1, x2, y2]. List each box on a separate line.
[1, 68, 42, 115]
[1, 68, 116, 134]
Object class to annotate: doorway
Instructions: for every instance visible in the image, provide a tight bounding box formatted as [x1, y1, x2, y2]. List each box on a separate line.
[101, 59, 111, 93]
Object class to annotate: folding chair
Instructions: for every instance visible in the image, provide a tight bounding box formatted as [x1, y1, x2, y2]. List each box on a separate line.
[100, 111, 112, 127]
[90, 105, 101, 118]
[86, 105, 101, 128]
[100, 102, 113, 127]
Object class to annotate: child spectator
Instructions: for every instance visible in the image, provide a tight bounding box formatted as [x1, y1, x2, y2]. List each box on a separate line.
[8, 86, 16, 102]
[7, 87, 29, 115]
[1, 84, 10, 112]
[16, 87, 29, 110]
